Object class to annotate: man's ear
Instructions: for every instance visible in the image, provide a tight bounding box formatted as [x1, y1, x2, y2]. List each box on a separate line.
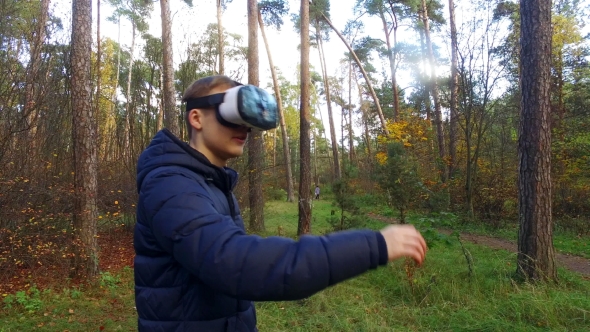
[187, 109, 205, 131]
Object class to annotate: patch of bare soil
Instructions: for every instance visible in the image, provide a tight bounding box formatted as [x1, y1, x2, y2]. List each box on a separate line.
[369, 213, 590, 277]
[442, 230, 590, 277]
[0, 227, 134, 295]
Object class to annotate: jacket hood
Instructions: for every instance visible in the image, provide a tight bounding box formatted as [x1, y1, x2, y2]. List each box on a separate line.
[136, 129, 238, 193]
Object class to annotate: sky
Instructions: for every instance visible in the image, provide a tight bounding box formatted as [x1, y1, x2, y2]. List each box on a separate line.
[53, 0, 589, 145]
[84, 0, 391, 144]
[89, 0, 389, 86]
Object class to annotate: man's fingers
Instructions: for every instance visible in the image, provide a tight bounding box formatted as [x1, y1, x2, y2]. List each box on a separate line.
[405, 238, 426, 264]
[408, 228, 428, 260]
[409, 250, 423, 266]
[411, 242, 425, 264]
[381, 224, 429, 264]
[403, 231, 426, 260]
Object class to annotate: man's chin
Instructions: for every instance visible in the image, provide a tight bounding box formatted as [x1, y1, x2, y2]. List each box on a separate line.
[227, 148, 245, 159]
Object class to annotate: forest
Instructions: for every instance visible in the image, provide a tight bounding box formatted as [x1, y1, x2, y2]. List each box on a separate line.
[0, 0, 589, 330]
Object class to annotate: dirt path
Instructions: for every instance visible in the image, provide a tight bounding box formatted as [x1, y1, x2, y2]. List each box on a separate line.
[368, 213, 590, 277]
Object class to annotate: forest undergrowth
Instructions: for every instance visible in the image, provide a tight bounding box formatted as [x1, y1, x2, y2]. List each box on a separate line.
[1, 199, 589, 331]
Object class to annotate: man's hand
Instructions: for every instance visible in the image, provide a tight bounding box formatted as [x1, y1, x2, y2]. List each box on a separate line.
[380, 224, 428, 265]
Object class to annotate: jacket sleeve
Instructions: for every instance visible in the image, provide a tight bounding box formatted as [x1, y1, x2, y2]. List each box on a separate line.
[142, 172, 387, 301]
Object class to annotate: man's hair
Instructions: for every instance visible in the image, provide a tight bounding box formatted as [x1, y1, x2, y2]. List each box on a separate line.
[182, 75, 239, 140]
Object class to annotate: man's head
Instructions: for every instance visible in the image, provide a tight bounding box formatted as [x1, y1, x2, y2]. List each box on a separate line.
[182, 75, 249, 167]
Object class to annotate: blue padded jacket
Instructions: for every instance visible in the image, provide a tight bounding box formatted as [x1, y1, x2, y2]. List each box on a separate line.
[134, 129, 388, 331]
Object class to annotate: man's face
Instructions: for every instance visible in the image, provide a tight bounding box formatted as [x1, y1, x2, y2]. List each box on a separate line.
[189, 85, 250, 166]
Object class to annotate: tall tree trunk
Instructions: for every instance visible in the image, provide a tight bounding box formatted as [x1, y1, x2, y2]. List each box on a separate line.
[517, 0, 556, 281]
[247, 0, 264, 232]
[258, 11, 295, 202]
[96, 0, 102, 154]
[316, 103, 333, 172]
[124, 23, 136, 159]
[354, 65, 371, 163]
[217, 0, 225, 75]
[157, 69, 164, 131]
[363, 107, 371, 159]
[348, 103, 355, 164]
[448, 0, 458, 181]
[313, 129, 318, 184]
[272, 129, 276, 167]
[347, 61, 355, 164]
[316, 22, 341, 180]
[321, 13, 389, 135]
[341, 104, 345, 163]
[24, 0, 50, 157]
[421, 0, 446, 183]
[553, 50, 567, 207]
[379, 7, 399, 121]
[465, 115, 474, 218]
[110, 16, 122, 161]
[71, 0, 99, 277]
[146, 65, 155, 142]
[418, 25, 432, 121]
[298, 0, 312, 236]
[160, 0, 179, 135]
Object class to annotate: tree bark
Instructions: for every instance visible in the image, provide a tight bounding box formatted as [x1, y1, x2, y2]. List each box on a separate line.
[379, 6, 399, 121]
[298, 0, 312, 236]
[71, 0, 99, 277]
[160, 0, 179, 135]
[157, 69, 164, 131]
[217, 0, 225, 75]
[418, 24, 432, 121]
[247, 0, 265, 232]
[316, 22, 341, 180]
[421, 0, 446, 183]
[96, 0, 102, 147]
[316, 103, 333, 172]
[111, 16, 122, 160]
[517, 0, 556, 281]
[448, 0, 459, 181]
[24, 0, 50, 158]
[258, 10, 295, 202]
[348, 106, 355, 164]
[124, 23, 136, 159]
[321, 13, 389, 135]
[348, 60, 355, 164]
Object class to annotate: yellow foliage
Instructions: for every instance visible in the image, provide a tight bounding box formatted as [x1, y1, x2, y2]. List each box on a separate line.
[375, 117, 432, 166]
[376, 151, 388, 166]
[378, 118, 430, 146]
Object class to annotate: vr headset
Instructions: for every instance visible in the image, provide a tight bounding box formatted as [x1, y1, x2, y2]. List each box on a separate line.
[185, 85, 278, 131]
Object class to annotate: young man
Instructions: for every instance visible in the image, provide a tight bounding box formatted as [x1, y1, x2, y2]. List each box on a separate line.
[134, 75, 427, 331]
[315, 185, 320, 200]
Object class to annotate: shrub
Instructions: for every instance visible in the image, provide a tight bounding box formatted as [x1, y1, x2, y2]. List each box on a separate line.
[328, 179, 364, 231]
[264, 186, 287, 201]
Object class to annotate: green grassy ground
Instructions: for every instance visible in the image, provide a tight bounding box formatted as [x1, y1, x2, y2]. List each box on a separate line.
[1, 199, 589, 331]
[412, 213, 590, 259]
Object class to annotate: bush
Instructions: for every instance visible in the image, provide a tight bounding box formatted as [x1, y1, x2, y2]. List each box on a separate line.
[423, 183, 449, 214]
[377, 142, 426, 222]
[4, 286, 43, 312]
[264, 186, 287, 201]
[356, 193, 385, 207]
[328, 179, 365, 231]
[327, 214, 365, 231]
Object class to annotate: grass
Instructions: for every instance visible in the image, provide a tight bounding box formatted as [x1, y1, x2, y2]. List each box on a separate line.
[1, 199, 589, 331]
[1, 267, 136, 331]
[415, 213, 590, 259]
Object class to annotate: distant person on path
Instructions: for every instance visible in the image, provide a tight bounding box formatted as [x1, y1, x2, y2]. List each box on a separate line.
[134, 75, 428, 332]
[315, 185, 320, 200]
